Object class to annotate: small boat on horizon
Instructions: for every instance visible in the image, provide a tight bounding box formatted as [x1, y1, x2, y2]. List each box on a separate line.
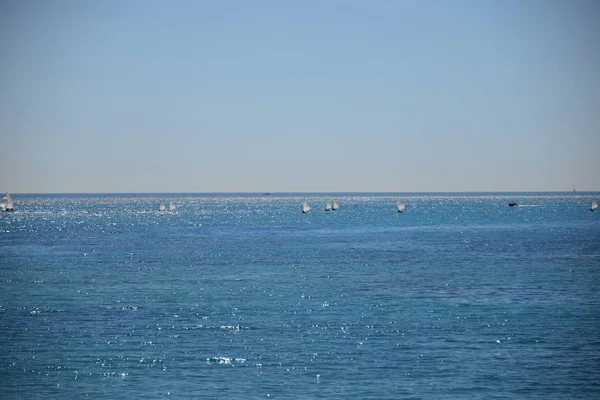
[302, 202, 311, 214]
[591, 200, 598, 212]
[397, 201, 405, 213]
[508, 202, 518, 207]
[332, 200, 339, 211]
[325, 201, 332, 211]
[169, 201, 176, 212]
[1, 193, 14, 212]
[158, 201, 166, 212]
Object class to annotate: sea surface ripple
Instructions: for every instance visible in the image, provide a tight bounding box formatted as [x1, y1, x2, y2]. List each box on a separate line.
[1, 193, 599, 399]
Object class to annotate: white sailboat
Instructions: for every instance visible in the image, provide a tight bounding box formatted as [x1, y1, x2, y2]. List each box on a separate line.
[591, 200, 598, 212]
[396, 201, 405, 213]
[1, 193, 14, 212]
[325, 201, 332, 211]
[169, 201, 176, 212]
[302, 201, 311, 214]
[332, 200, 339, 211]
[158, 201, 166, 212]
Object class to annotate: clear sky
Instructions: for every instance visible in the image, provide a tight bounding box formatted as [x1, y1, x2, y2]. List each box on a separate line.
[1, 0, 598, 193]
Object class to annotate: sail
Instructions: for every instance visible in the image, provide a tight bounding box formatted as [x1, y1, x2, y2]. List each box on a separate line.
[169, 201, 176, 211]
[325, 201, 332, 211]
[332, 200, 339, 210]
[397, 201, 405, 212]
[591, 200, 598, 211]
[6, 193, 13, 211]
[1, 193, 13, 212]
[302, 202, 310, 213]
[159, 201, 165, 212]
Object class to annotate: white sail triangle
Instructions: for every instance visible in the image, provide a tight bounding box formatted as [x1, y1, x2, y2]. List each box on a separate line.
[1, 193, 14, 212]
[397, 201, 405, 213]
[302, 202, 310, 213]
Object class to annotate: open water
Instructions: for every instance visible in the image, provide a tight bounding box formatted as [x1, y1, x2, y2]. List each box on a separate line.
[1, 192, 599, 399]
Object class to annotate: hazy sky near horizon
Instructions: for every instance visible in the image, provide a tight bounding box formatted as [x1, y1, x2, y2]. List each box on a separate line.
[1, 0, 599, 193]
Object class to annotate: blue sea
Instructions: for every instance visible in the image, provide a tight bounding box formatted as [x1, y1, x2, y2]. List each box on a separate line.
[1, 192, 599, 399]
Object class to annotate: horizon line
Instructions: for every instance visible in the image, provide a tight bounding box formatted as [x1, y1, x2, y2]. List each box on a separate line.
[5, 190, 600, 196]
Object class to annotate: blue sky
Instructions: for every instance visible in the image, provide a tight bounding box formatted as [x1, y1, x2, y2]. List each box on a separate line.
[1, 0, 598, 193]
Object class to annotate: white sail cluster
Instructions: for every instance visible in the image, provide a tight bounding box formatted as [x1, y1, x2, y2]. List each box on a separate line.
[158, 200, 176, 213]
[301, 199, 408, 214]
[301, 200, 339, 213]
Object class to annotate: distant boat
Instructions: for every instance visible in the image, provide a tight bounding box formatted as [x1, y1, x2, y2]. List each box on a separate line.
[591, 200, 598, 212]
[169, 201, 176, 212]
[302, 202, 310, 214]
[396, 201, 405, 213]
[158, 201, 166, 212]
[1, 193, 14, 212]
[332, 200, 339, 211]
[325, 201, 332, 211]
[508, 202, 518, 207]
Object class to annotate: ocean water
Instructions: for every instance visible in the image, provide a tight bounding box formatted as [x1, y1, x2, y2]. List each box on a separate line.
[1, 192, 599, 399]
